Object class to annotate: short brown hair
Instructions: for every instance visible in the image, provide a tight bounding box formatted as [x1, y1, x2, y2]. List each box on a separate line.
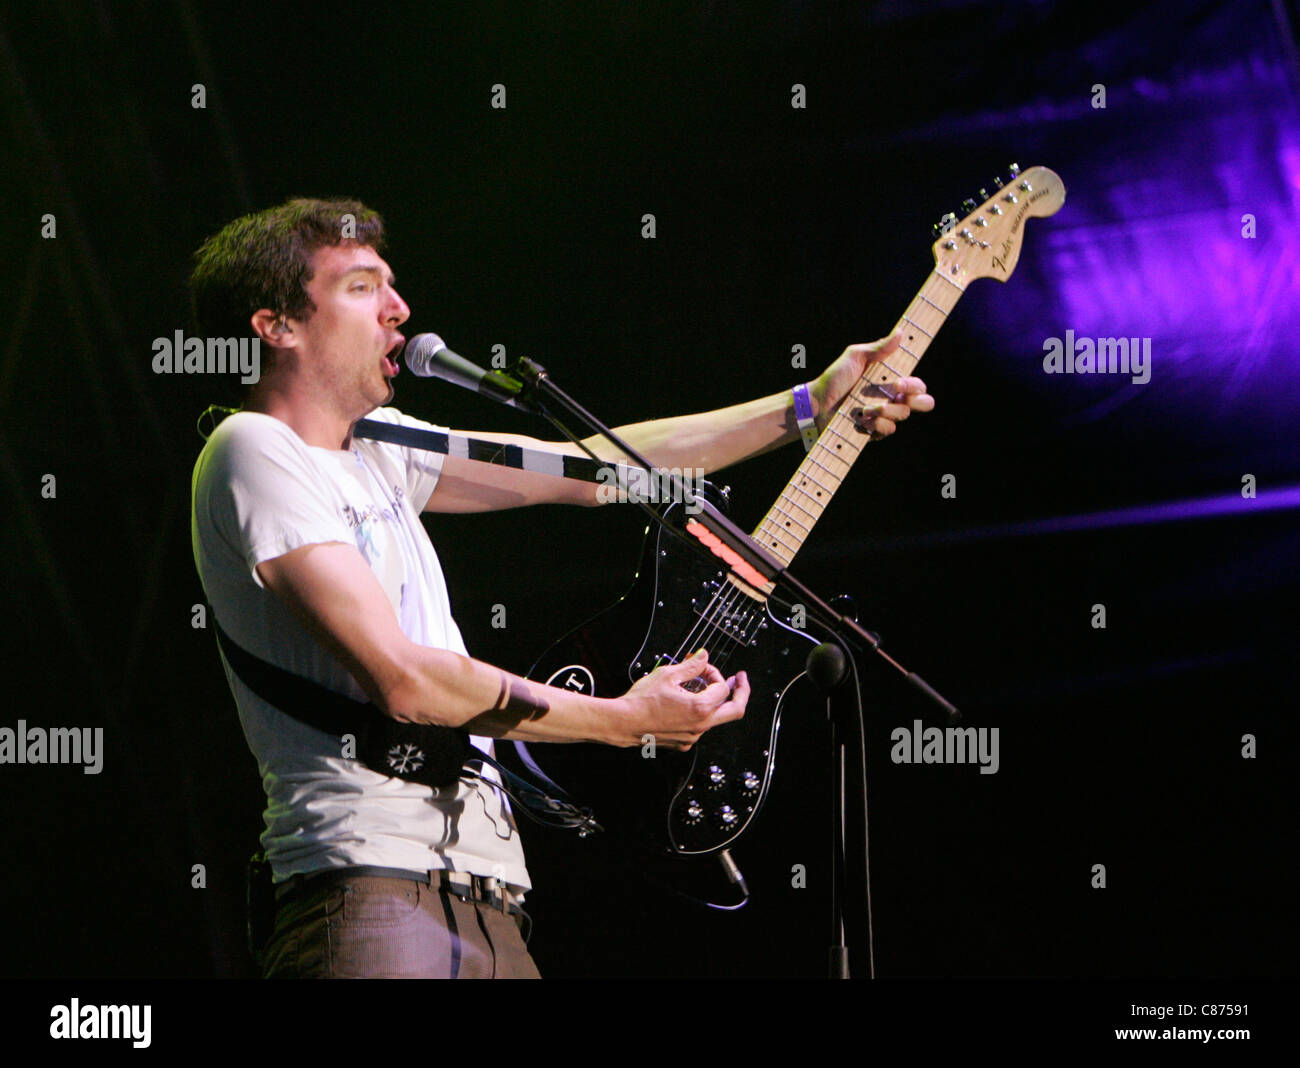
[190, 197, 386, 342]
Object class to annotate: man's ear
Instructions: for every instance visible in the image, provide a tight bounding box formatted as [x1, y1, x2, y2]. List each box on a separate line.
[250, 309, 294, 348]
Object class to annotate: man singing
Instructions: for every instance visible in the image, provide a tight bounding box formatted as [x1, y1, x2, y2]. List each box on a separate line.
[189, 197, 932, 978]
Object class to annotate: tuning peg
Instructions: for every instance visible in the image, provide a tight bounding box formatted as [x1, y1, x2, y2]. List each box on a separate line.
[962, 198, 977, 214]
[978, 188, 989, 202]
[1008, 162, 1021, 177]
[994, 175, 1005, 190]
[931, 211, 957, 237]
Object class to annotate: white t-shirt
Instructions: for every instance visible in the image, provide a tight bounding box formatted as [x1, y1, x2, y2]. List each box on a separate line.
[190, 406, 530, 891]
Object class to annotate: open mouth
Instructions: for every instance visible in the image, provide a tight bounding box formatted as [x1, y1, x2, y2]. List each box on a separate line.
[381, 338, 405, 377]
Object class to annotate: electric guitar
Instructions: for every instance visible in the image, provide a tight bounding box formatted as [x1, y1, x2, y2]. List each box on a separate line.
[514, 166, 1066, 856]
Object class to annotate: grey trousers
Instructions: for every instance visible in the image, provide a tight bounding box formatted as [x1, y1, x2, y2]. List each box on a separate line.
[262, 873, 542, 979]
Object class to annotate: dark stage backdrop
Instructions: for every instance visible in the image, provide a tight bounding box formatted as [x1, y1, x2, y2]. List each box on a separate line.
[0, 0, 1295, 987]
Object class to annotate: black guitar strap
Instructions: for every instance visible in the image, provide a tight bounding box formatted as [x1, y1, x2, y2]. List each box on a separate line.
[211, 619, 602, 833]
[211, 618, 471, 788]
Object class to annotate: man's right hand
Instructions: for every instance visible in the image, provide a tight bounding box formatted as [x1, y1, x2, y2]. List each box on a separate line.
[615, 650, 749, 750]
[256, 542, 749, 747]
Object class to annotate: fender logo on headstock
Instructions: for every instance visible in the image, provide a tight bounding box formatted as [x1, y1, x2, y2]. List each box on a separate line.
[992, 187, 1052, 274]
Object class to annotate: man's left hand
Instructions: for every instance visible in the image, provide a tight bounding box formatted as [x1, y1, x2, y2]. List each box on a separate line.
[810, 334, 935, 438]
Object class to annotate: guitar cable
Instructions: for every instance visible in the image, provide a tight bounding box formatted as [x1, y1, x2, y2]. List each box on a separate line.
[843, 648, 877, 978]
[461, 752, 753, 912]
[461, 750, 603, 836]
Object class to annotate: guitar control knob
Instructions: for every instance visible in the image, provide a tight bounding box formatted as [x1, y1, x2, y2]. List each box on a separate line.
[716, 805, 738, 828]
[707, 764, 726, 789]
[741, 771, 760, 794]
[682, 800, 704, 824]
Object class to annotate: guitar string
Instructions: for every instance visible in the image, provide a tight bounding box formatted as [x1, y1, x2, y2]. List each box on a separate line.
[669, 578, 752, 672]
[662, 301, 941, 679]
[666, 575, 755, 676]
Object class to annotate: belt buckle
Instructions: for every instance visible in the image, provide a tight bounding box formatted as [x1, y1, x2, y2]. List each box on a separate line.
[480, 875, 499, 909]
[478, 875, 504, 913]
[442, 871, 516, 914]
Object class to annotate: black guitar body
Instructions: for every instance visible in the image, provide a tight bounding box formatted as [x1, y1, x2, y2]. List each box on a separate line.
[513, 486, 820, 856]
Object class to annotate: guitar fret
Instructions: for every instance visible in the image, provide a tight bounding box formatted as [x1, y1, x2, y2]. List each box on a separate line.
[756, 523, 801, 555]
[908, 302, 945, 324]
[925, 275, 961, 302]
[779, 493, 823, 534]
[762, 506, 812, 535]
[917, 286, 959, 315]
[793, 468, 834, 495]
[815, 440, 854, 463]
[805, 453, 845, 480]
[831, 411, 871, 438]
[788, 485, 826, 518]
[901, 316, 933, 338]
[777, 488, 821, 522]
[823, 423, 862, 447]
[821, 427, 866, 457]
[932, 268, 965, 292]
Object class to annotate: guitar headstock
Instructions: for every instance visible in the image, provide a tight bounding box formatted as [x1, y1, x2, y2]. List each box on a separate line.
[931, 164, 1066, 284]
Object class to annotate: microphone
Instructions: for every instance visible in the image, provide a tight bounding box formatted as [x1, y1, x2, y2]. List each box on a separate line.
[402, 333, 533, 411]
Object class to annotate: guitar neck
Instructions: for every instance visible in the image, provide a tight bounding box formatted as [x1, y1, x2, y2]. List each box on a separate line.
[748, 268, 966, 589]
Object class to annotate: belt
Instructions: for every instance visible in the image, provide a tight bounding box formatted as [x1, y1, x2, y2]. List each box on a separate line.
[273, 864, 525, 917]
